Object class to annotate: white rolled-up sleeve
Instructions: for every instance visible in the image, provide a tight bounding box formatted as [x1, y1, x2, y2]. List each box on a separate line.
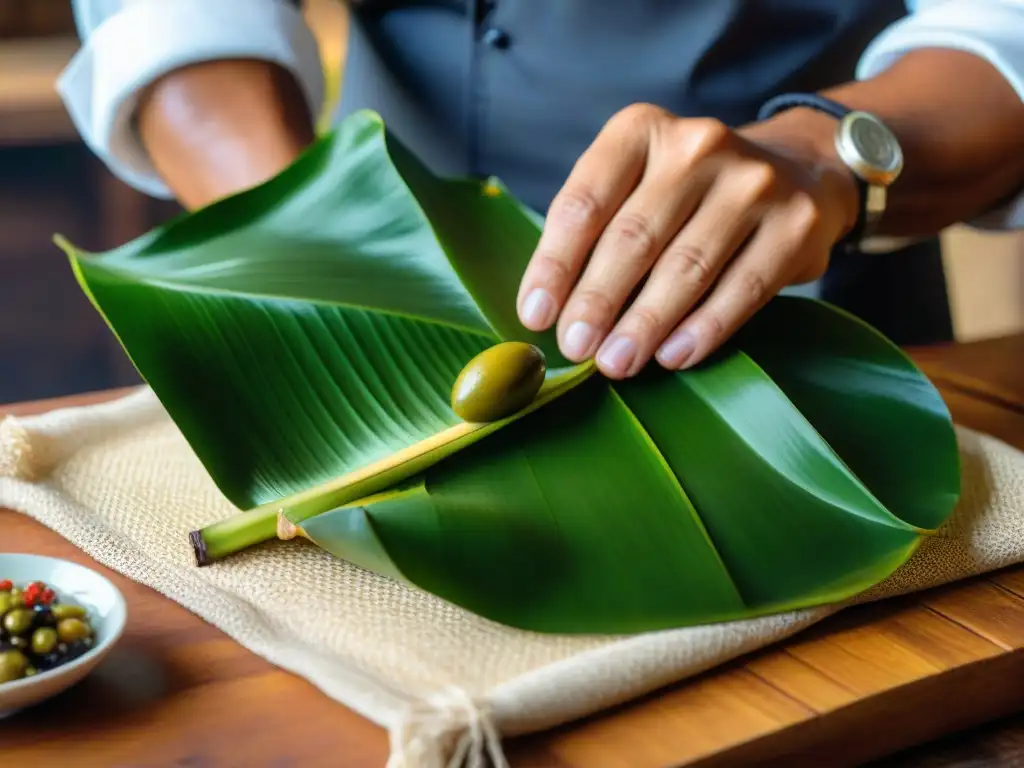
[58, 0, 325, 199]
[857, 0, 1024, 230]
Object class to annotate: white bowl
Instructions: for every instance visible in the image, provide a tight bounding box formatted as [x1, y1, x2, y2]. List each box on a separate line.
[0, 553, 127, 717]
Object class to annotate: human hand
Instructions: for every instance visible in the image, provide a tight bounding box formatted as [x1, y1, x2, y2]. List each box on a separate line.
[515, 103, 860, 378]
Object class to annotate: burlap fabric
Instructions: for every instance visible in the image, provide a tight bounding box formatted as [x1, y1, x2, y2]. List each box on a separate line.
[2, 387, 1023, 767]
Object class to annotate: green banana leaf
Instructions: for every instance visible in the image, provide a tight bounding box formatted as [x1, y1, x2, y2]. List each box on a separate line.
[58, 109, 961, 635]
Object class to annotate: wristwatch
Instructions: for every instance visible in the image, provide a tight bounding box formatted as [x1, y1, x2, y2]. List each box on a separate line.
[756, 93, 904, 254]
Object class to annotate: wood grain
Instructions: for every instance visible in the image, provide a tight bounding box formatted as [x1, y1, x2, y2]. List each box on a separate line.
[784, 606, 1001, 695]
[924, 581, 1024, 650]
[513, 669, 815, 768]
[993, 568, 1024, 600]
[1, 334, 1023, 767]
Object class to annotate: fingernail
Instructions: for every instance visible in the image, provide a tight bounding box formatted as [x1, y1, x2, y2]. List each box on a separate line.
[597, 334, 637, 377]
[656, 330, 697, 369]
[563, 321, 598, 360]
[520, 289, 556, 329]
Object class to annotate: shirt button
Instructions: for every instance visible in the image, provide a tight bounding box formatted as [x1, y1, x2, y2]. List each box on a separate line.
[482, 27, 511, 50]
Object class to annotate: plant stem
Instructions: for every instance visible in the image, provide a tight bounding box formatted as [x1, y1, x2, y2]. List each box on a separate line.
[188, 360, 597, 566]
[190, 506, 279, 565]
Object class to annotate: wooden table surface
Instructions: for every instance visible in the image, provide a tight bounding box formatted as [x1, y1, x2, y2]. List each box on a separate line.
[1, 334, 1023, 767]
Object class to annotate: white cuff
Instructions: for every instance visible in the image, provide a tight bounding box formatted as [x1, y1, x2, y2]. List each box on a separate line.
[57, 0, 324, 200]
[857, 0, 1024, 230]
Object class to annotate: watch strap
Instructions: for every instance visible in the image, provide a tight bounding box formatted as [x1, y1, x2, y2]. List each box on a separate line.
[756, 92, 868, 254]
[756, 92, 851, 123]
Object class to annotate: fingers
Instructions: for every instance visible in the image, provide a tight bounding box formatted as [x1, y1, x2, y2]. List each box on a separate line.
[591, 161, 774, 378]
[655, 193, 829, 370]
[531, 112, 734, 369]
[518, 104, 838, 378]
[553, 157, 711, 366]
[516, 108, 651, 333]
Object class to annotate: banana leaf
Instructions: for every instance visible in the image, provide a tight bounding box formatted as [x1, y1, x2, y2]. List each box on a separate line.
[57, 109, 961, 635]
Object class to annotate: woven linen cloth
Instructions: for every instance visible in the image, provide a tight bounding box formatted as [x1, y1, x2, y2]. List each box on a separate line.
[2, 386, 1023, 767]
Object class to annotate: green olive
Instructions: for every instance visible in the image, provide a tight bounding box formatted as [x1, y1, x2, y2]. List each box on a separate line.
[8, 588, 22, 603]
[31, 626, 58, 655]
[57, 617, 92, 644]
[51, 604, 87, 621]
[451, 342, 546, 423]
[0, 650, 29, 684]
[3, 608, 34, 636]
[0, 594, 14, 617]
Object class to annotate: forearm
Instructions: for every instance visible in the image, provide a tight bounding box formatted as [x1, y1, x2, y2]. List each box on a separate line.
[747, 49, 1024, 237]
[138, 59, 316, 210]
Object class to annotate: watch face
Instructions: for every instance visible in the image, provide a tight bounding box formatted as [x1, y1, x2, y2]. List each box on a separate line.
[836, 112, 904, 186]
[848, 115, 901, 173]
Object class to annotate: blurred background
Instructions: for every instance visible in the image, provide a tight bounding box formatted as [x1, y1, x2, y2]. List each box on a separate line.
[0, 0, 1021, 405]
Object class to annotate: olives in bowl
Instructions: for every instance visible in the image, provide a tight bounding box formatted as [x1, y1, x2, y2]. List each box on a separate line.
[0, 554, 126, 717]
[1, 579, 97, 683]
